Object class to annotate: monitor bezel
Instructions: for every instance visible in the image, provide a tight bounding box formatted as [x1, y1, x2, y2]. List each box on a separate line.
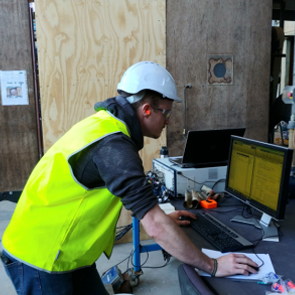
[224, 136, 293, 221]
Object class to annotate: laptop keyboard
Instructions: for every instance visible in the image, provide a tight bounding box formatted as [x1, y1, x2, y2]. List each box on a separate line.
[169, 157, 227, 168]
[169, 157, 183, 164]
[190, 212, 254, 253]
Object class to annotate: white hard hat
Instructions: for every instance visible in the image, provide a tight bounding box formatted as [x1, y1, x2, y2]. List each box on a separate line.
[117, 61, 181, 102]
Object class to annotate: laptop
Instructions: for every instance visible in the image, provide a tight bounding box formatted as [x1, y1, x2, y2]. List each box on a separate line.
[169, 128, 246, 168]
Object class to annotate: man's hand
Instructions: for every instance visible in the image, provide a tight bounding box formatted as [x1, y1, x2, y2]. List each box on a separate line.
[168, 210, 196, 225]
[142, 205, 259, 277]
[215, 253, 259, 277]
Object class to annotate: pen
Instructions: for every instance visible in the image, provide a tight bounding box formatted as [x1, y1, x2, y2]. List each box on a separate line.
[231, 279, 266, 284]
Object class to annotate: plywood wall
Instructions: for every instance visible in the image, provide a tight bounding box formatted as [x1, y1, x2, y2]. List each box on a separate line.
[35, 0, 274, 242]
[35, 0, 166, 170]
[35, 0, 166, 242]
[166, 0, 273, 156]
[0, 0, 39, 192]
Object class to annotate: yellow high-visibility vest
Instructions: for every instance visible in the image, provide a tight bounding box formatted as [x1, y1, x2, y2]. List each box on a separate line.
[3, 110, 130, 273]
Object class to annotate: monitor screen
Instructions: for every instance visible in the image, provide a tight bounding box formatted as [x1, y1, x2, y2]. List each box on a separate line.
[225, 136, 293, 221]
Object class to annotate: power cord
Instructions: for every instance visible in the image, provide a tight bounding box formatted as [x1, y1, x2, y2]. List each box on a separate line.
[102, 245, 172, 279]
[144, 248, 171, 269]
[100, 250, 134, 278]
[115, 224, 133, 242]
[211, 179, 225, 190]
[183, 83, 192, 140]
[240, 204, 283, 247]
[129, 245, 172, 269]
[177, 171, 219, 185]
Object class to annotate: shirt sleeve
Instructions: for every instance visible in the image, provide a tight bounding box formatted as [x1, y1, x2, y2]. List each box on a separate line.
[93, 132, 158, 220]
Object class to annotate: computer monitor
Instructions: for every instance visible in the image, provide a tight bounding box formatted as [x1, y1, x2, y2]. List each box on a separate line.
[224, 136, 293, 241]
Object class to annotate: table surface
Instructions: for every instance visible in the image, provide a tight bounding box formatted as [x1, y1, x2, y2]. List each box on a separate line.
[171, 196, 295, 295]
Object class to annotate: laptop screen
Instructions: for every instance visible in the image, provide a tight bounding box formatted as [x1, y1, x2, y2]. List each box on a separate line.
[182, 128, 246, 165]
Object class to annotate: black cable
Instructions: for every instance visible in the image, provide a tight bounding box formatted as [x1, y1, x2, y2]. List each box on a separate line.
[130, 245, 150, 269]
[203, 207, 244, 214]
[211, 179, 225, 190]
[237, 203, 283, 247]
[130, 245, 172, 269]
[142, 250, 171, 269]
[115, 223, 133, 241]
[177, 172, 221, 185]
[241, 203, 255, 219]
[250, 246, 265, 269]
[101, 244, 144, 278]
[102, 243, 171, 279]
[183, 84, 192, 140]
[141, 260, 171, 269]
[100, 252, 133, 278]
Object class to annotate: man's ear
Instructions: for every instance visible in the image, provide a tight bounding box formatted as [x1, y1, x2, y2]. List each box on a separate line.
[142, 103, 152, 116]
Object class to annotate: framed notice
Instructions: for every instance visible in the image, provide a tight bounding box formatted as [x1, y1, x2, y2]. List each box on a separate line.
[0, 70, 29, 106]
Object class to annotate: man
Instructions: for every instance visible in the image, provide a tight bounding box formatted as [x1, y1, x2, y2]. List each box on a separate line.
[1, 61, 257, 295]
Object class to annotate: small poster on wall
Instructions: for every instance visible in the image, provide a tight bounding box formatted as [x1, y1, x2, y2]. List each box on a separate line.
[0, 70, 29, 106]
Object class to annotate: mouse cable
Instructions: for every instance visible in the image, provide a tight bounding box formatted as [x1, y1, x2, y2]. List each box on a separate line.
[250, 237, 265, 268]
[250, 215, 284, 269]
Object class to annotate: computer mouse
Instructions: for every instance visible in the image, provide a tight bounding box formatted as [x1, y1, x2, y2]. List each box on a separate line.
[179, 216, 192, 221]
[249, 265, 259, 272]
[179, 214, 196, 221]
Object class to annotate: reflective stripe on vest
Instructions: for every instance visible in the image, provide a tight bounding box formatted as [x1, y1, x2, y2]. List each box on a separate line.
[3, 111, 130, 273]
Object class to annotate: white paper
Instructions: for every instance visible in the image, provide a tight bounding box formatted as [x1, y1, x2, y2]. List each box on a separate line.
[196, 249, 275, 280]
[0, 70, 29, 106]
[159, 203, 175, 215]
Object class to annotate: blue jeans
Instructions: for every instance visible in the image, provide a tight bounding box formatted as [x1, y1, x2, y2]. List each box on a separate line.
[1, 251, 109, 295]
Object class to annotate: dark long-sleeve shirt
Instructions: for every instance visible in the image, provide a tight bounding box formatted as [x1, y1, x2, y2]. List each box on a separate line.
[69, 96, 158, 220]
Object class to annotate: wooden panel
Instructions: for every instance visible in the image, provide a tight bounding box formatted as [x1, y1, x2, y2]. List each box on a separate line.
[35, 0, 166, 242]
[166, 0, 272, 156]
[35, 0, 166, 171]
[0, 0, 39, 191]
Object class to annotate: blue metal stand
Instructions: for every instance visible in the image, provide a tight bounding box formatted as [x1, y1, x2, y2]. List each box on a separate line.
[132, 217, 162, 273]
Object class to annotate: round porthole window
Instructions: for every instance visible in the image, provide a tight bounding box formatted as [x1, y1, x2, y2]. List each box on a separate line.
[213, 63, 226, 78]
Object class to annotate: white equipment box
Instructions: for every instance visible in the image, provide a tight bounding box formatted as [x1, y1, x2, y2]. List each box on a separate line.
[153, 158, 227, 197]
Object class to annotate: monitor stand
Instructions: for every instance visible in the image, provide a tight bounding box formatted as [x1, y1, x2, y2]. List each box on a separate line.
[230, 213, 279, 242]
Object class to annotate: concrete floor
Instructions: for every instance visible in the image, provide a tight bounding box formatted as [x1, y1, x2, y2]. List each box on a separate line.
[0, 201, 182, 295]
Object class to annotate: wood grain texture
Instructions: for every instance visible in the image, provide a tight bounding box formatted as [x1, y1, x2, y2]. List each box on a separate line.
[35, 0, 166, 242]
[166, 0, 272, 156]
[0, 0, 39, 191]
[35, 0, 166, 171]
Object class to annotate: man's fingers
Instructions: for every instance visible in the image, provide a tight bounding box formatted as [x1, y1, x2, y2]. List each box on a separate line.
[178, 210, 196, 219]
[234, 263, 258, 275]
[216, 253, 259, 276]
[233, 254, 259, 268]
[176, 220, 191, 225]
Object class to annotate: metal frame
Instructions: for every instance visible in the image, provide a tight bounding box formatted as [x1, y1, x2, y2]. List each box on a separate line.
[132, 217, 162, 273]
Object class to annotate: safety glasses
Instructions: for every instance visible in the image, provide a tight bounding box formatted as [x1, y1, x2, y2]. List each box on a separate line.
[154, 107, 172, 120]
